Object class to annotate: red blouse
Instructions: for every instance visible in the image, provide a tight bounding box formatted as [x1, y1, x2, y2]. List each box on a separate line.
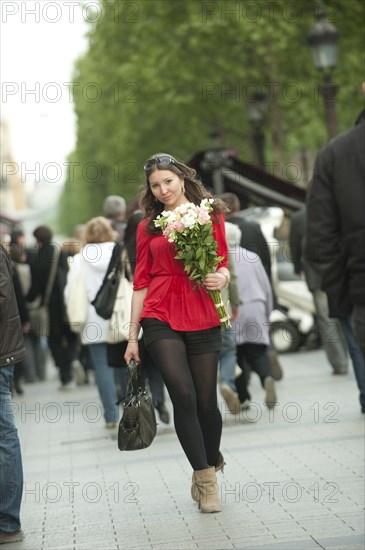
[133, 212, 229, 331]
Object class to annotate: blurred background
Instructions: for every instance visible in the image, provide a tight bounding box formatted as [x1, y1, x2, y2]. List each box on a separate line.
[1, 0, 364, 240]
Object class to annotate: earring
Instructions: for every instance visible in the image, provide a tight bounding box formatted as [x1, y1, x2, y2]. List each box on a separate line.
[182, 182, 185, 193]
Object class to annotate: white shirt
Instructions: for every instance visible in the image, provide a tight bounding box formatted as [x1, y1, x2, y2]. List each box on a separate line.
[67, 242, 115, 345]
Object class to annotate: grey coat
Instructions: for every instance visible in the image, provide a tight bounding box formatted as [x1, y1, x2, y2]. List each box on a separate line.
[231, 247, 273, 346]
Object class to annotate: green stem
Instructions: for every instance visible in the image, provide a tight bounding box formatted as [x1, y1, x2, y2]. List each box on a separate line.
[208, 290, 231, 329]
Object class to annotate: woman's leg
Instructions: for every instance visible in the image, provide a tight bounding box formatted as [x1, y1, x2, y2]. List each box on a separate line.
[140, 341, 165, 405]
[147, 339, 209, 470]
[187, 352, 222, 468]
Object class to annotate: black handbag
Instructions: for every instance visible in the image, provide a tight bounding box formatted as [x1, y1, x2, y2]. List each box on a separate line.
[91, 243, 121, 320]
[118, 359, 157, 451]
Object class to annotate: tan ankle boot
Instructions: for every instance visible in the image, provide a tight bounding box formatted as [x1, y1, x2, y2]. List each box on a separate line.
[191, 473, 199, 502]
[193, 466, 222, 513]
[191, 452, 225, 503]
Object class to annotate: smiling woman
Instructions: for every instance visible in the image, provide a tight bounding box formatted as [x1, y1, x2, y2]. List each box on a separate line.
[148, 169, 185, 209]
[140, 153, 224, 233]
[123, 153, 230, 514]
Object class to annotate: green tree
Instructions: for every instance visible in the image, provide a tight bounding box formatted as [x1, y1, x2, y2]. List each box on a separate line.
[59, 0, 365, 234]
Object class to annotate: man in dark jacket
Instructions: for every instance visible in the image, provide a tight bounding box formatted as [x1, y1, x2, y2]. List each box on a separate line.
[220, 193, 272, 281]
[306, 98, 365, 412]
[0, 244, 25, 544]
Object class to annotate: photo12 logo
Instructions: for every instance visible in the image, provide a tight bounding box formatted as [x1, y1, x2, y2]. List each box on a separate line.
[10, 481, 140, 504]
[1, 81, 139, 105]
[219, 480, 339, 504]
[1, 2, 139, 24]
[200, 1, 338, 24]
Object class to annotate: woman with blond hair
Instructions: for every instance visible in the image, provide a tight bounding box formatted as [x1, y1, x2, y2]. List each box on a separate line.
[65, 216, 119, 428]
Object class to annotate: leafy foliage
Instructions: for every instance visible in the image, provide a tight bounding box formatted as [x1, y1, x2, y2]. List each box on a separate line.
[58, 0, 365, 234]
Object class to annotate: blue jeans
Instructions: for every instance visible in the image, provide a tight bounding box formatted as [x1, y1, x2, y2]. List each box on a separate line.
[87, 344, 119, 423]
[219, 327, 237, 390]
[0, 366, 23, 532]
[340, 316, 365, 409]
[352, 305, 365, 364]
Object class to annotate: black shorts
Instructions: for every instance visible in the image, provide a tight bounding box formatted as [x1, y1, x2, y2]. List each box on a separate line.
[140, 318, 222, 355]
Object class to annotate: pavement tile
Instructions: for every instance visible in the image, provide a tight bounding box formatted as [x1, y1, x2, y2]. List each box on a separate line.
[243, 538, 319, 550]
[11, 351, 365, 550]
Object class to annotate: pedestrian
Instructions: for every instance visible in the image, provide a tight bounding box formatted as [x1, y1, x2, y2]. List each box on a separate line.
[305, 87, 365, 413]
[220, 192, 271, 278]
[225, 222, 277, 409]
[10, 229, 47, 384]
[0, 243, 25, 544]
[62, 224, 90, 386]
[220, 192, 283, 381]
[27, 226, 81, 388]
[123, 209, 142, 275]
[65, 216, 119, 427]
[124, 153, 230, 513]
[290, 206, 349, 374]
[103, 195, 127, 246]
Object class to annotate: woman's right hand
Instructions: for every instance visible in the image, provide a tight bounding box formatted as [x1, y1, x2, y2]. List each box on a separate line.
[124, 341, 140, 365]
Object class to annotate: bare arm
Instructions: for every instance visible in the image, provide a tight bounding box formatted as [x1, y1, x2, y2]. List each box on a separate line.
[124, 287, 148, 364]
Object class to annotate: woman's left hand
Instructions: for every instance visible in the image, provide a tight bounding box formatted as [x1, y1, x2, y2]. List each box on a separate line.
[203, 272, 227, 291]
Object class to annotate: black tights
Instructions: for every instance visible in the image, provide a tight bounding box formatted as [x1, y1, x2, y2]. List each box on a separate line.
[147, 338, 222, 471]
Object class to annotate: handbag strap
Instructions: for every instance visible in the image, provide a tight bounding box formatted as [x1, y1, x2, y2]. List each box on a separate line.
[104, 242, 121, 280]
[117, 359, 145, 405]
[43, 245, 59, 307]
[111, 243, 133, 281]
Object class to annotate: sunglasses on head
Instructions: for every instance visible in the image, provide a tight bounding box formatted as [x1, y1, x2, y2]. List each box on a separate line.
[143, 155, 180, 172]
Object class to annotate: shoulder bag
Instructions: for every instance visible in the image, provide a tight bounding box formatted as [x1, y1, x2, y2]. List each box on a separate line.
[107, 250, 141, 344]
[92, 243, 121, 320]
[65, 254, 88, 332]
[118, 359, 157, 451]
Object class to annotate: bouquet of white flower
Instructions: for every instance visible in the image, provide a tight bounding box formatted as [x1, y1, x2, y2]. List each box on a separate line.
[154, 198, 230, 329]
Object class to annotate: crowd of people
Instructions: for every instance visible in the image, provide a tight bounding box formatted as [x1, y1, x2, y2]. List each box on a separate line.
[1, 93, 364, 540]
[4, 198, 171, 424]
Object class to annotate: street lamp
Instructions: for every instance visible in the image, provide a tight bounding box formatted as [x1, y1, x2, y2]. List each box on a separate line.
[307, 13, 340, 140]
[246, 92, 268, 170]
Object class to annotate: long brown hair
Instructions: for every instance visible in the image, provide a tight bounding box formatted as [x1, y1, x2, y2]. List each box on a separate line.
[139, 153, 228, 234]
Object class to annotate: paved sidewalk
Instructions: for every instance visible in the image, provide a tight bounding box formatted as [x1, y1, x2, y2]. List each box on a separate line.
[5, 349, 365, 550]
